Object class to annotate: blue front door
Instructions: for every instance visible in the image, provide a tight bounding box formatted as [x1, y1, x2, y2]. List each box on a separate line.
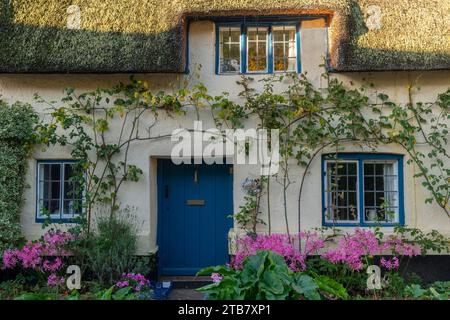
[157, 160, 234, 275]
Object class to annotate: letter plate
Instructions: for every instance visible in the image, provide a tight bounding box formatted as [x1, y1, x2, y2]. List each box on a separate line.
[187, 200, 205, 206]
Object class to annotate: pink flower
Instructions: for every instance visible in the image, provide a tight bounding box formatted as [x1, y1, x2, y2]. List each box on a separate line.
[321, 229, 382, 270]
[116, 281, 130, 288]
[117, 273, 150, 291]
[230, 234, 307, 272]
[381, 256, 400, 270]
[211, 273, 222, 283]
[47, 273, 65, 287]
[43, 257, 63, 271]
[2, 230, 75, 271]
[15, 243, 42, 269]
[2, 250, 17, 269]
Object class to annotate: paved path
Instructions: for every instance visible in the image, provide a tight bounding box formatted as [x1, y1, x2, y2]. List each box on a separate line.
[169, 288, 206, 300]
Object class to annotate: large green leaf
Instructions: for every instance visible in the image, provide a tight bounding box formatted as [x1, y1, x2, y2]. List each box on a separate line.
[245, 250, 268, 276]
[196, 265, 234, 276]
[99, 286, 114, 300]
[14, 293, 56, 300]
[261, 271, 285, 295]
[313, 275, 349, 300]
[292, 274, 320, 300]
[112, 287, 133, 300]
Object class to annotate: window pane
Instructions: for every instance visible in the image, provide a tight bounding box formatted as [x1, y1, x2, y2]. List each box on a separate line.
[365, 208, 380, 222]
[42, 164, 51, 180]
[41, 200, 49, 215]
[375, 176, 385, 190]
[287, 58, 297, 72]
[247, 27, 268, 72]
[64, 200, 82, 216]
[42, 180, 48, 199]
[40, 200, 60, 215]
[364, 163, 374, 175]
[39, 163, 61, 199]
[51, 164, 60, 180]
[348, 192, 357, 207]
[38, 163, 62, 217]
[51, 181, 60, 199]
[348, 163, 357, 175]
[325, 161, 358, 222]
[64, 163, 74, 179]
[348, 176, 357, 191]
[247, 28, 268, 41]
[349, 206, 358, 221]
[219, 27, 241, 73]
[375, 163, 384, 175]
[335, 208, 348, 221]
[337, 163, 347, 175]
[364, 176, 374, 191]
[273, 43, 285, 71]
[337, 176, 347, 190]
[63, 163, 83, 216]
[64, 181, 73, 199]
[272, 26, 296, 72]
[337, 192, 347, 207]
[365, 192, 375, 206]
[37, 162, 84, 219]
[49, 200, 60, 214]
[363, 161, 398, 223]
[376, 192, 385, 206]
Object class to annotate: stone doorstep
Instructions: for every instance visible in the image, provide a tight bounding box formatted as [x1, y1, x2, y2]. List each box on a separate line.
[159, 276, 212, 289]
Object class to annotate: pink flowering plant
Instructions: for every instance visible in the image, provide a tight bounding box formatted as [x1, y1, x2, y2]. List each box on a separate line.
[110, 273, 152, 300]
[320, 228, 422, 271]
[231, 231, 325, 272]
[225, 227, 441, 297]
[116, 273, 151, 292]
[2, 229, 75, 288]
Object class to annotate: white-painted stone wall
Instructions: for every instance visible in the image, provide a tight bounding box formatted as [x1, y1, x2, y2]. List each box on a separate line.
[0, 21, 449, 255]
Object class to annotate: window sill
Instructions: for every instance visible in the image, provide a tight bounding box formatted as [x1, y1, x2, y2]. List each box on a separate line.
[35, 217, 81, 224]
[217, 71, 299, 76]
[322, 222, 403, 228]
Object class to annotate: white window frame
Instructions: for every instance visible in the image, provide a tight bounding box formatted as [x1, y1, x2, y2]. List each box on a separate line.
[272, 25, 297, 73]
[362, 160, 400, 224]
[324, 160, 360, 224]
[36, 161, 84, 222]
[246, 26, 269, 74]
[218, 26, 242, 75]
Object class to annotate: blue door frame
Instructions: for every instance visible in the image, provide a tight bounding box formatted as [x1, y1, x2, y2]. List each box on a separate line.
[157, 160, 234, 276]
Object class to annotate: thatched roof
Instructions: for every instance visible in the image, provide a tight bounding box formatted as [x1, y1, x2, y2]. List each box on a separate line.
[0, 0, 448, 73]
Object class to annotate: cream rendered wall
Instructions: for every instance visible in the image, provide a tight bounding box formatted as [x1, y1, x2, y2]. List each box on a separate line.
[0, 20, 448, 255]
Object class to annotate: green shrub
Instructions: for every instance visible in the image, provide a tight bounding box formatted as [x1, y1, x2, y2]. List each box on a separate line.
[73, 210, 141, 285]
[404, 281, 450, 300]
[0, 100, 38, 255]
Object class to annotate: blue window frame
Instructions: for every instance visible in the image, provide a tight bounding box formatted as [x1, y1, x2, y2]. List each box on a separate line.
[322, 153, 405, 227]
[36, 160, 83, 223]
[215, 18, 302, 75]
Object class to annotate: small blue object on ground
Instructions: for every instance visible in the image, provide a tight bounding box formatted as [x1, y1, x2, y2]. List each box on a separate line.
[150, 281, 173, 300]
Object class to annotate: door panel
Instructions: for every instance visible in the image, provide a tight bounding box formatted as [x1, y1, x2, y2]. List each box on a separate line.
[157, 160, 233, 275]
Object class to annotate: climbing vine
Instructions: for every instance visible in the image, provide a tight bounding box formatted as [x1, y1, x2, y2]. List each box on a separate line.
[36, 79, 190, 232]
[210, 71, 449, 234]
[0, 100, 38, 254]
[36, 71, 449, 237]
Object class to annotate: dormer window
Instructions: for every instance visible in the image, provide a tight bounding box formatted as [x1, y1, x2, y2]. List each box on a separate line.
[272, 26, 297, 72]
[219, 27, 241, 73]
[216, 20, 301, 75]
[247, 27, 269, 73]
